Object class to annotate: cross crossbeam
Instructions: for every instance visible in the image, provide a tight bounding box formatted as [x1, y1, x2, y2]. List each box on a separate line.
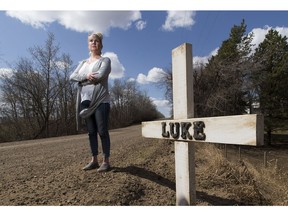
[141, 43, 264, 205]
[142, 114, 264, 146]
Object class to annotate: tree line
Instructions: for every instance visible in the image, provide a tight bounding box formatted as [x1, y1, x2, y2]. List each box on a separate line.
[0, 33, 163, 143]
[159, 20, 288, 145]
[1, 20, 288, 145]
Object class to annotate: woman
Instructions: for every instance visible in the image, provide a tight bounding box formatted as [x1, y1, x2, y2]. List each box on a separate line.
[70, 32, 111, 172]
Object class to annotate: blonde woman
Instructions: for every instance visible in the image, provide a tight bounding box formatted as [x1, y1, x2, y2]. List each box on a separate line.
[70, 32, 111, 172]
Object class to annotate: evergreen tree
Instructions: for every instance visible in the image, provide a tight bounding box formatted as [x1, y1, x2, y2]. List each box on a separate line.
[252, 29, 288, 145]
[195, 20, 254, 117]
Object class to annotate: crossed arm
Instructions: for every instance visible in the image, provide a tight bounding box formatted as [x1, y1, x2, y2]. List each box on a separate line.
[69, 57, 111, 86]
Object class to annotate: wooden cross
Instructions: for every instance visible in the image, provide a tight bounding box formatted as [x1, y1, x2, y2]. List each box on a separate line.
[141, 43, 264, 206]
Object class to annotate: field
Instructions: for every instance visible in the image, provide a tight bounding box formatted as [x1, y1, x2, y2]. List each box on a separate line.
[0, 124, 288, 206]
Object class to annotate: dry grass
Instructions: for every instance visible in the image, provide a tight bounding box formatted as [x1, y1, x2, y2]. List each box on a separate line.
[248, 160, 288, 205]
[195, 143, 288, 205]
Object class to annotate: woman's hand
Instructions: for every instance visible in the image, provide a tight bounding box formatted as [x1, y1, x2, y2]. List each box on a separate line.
[86, 72, 95, 81]
[86, 72, 93, 81]
[86, 72, 99, 83]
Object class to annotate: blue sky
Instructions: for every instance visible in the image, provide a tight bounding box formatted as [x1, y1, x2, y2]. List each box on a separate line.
[1, 2, 288, 117]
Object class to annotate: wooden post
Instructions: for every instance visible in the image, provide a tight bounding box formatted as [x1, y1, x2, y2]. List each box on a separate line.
[172, 43, 195, 205]
[141, 43, 264, 206]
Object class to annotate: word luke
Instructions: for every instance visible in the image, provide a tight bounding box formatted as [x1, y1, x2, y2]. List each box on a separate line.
[161, 121, 206, 141]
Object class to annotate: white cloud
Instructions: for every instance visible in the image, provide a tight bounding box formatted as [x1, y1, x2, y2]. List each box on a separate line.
[275, 26, 288, 37]
[135, 20, 147, 30]
[136, 67, 167, 84]
[136, 73, 149, 84]
[193, 48, 218, 68]
[193, 26, 288, 67]
[5, 11, 143, 34]
[150, 97, 172, 118]
[162, 11, 196, 31]
[250, 26, 288, 52]
[209, 47, 219, 57]
[6, 11, 55, 29]
[151, 98, 170, 107]
[103, 52, 125, 79]
[127, 78, 136, 82]
[0, 68, 13, 78]
[250, 26, 270, 51]
[193, 56, 209, 68]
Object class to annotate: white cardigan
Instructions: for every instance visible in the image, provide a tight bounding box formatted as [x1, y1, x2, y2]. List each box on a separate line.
[69, 57, 111, 130]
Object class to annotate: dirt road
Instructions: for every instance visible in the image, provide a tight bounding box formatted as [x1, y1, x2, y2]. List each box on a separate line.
[2, 123, 280, 206]
[0, 124, 177, 206]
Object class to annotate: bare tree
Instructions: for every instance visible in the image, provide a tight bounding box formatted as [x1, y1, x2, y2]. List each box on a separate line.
[109, 79, 162, 128]
[52, 53, 77, 135]
[0, 33, 76, 141]
[155, 67, 173, 117]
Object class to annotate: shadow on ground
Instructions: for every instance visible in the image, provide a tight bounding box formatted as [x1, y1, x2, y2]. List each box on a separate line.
[112, 165, 175, 191]
[111, 165, 246, 205]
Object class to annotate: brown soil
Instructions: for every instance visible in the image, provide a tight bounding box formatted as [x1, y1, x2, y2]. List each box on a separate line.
[0, 124, 285, 206]
[0, 125, 177, 206]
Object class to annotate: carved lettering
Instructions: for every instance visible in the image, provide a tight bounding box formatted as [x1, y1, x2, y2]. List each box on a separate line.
[161, 121, 206, 141]
[169, 122, 180, 139]
[181, 122, 193, 140]
[161, 122, 170, 138]
[193, 121, 206, 140]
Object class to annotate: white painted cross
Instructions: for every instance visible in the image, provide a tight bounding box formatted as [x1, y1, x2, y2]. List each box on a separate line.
[142, 43, 264, 205]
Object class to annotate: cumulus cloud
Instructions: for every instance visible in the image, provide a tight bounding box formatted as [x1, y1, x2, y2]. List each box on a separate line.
[150, 97, 172, 117]
[275, 26, 288, 37]
[127, 77, 136, 82]
[151, 98, 171, 107]
[5, 11, 143, 34]
[250, 25, 288, 53]
[193, 26, 288, 68]
[191, 25, 288, 70]
[250, 27, 269, 48]
[193, 56, 209, 68]
[193, 48, 218, 68]
[103, 52, 125, 79]
[136, 67, 167, 84]
[162, 11, 196, 31]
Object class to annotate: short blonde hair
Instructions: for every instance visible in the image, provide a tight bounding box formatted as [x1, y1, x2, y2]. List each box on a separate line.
[88, 32, 103, 41]
[88, 32, 103, 55]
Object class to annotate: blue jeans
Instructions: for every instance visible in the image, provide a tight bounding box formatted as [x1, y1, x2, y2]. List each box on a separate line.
[81, 100, 111, 158]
